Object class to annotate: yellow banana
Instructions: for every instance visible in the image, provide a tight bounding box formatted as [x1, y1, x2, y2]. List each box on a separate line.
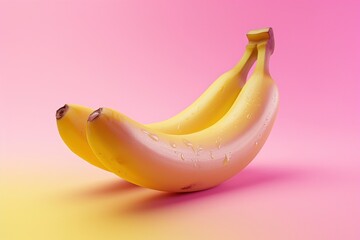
[86, 33, 279, 192]
[56, 29, 265, 171]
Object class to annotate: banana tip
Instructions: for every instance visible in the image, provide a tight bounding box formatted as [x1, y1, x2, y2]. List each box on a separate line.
[88, 108, 103, 122]
[56, 104, 68, 120]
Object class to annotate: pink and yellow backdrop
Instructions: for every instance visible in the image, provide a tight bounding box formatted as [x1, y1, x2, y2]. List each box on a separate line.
[1, 0, 359, 239]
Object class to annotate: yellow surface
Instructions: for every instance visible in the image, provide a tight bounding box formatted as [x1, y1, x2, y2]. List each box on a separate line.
[1, 161, 246, 240]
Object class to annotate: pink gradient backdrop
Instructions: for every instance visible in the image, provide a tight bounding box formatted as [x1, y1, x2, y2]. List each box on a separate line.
[1, 0, 359, 239]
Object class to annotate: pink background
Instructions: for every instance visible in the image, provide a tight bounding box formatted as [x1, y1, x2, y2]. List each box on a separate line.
[1, 0, 359, 239]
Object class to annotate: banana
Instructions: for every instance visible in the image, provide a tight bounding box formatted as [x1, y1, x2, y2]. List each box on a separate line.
[56, 29, 264, 171]
[86, 32, 279, 192]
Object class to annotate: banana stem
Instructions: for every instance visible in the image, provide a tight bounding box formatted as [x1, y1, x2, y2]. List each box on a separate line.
[247, 27, 275, 55]
[232, 43, 257, 73]
[245, 27, 275, 75]
[254, 41, 271, 75]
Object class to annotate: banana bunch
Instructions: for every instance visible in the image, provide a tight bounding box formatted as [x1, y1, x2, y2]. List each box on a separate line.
[56, 27, 279, 192]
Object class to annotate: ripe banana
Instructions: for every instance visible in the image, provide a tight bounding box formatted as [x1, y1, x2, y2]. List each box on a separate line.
[86, 33, 279, 192]
[56, 31, 262, 171]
